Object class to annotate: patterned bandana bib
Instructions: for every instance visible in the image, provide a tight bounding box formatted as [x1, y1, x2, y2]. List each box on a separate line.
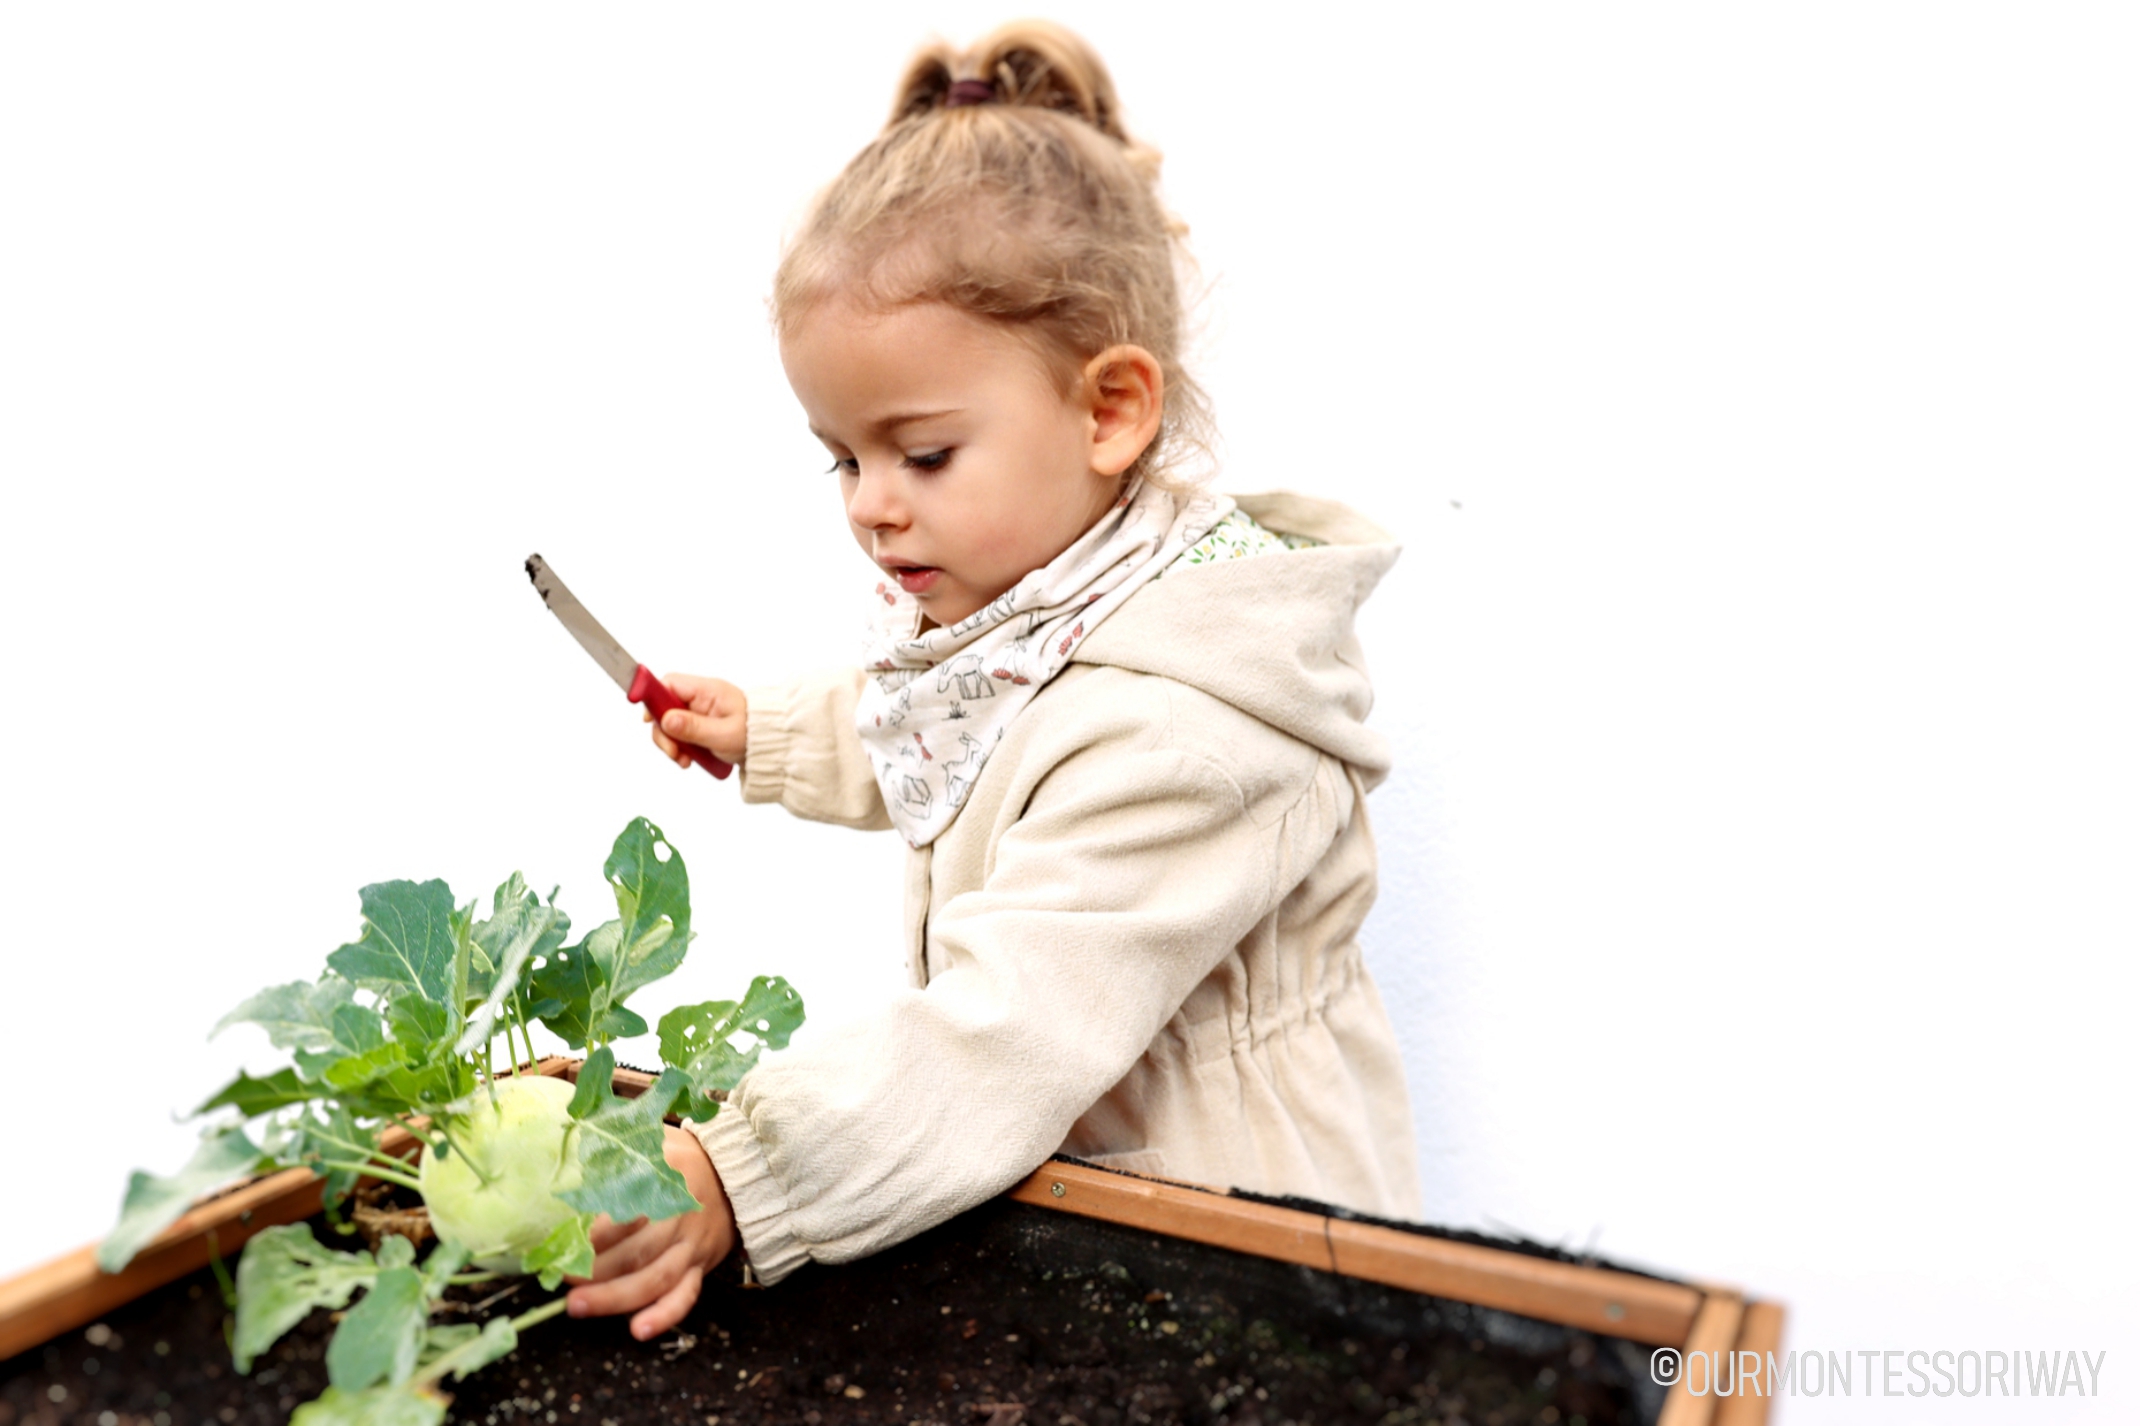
[855, 480, 1231, 847]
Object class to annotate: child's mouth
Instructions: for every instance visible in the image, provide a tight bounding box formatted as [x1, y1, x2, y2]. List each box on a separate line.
[886, 563, 940, 594]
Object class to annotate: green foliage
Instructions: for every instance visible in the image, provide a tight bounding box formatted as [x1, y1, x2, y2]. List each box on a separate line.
[326, 1255, 428, 1391]
[214, 978, 359, 1052]
[102, 816, 803, 1426]
[290, 1385, 447, 1426]
[523, 1213, 597, 1291]
[559, 1048, 700, 1223]
[458, 875, 567, 1057]
[326, 880, 460, 1004]
[431, 1316, 520, 1380]
[98, 1128, 270, 1273]
[290, 1002, 392, 1086]
[197, 1067, 321, 1119]
[531, 820, 692, 1050]
[659, 976, 806, 1119]
[415, 1317, 518, 1380]
[260, 1105, 377, 1211]
[233, 1226, 395, 1374]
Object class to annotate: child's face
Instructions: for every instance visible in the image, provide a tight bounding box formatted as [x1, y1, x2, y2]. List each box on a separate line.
[782, 298, 1124, 629]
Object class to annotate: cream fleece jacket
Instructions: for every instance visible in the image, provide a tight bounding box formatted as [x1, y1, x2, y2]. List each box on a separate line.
[689, 492, 1422, 1284]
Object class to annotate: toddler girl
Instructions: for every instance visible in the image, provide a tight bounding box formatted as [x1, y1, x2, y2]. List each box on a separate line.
[566, 21, 1420, 1340]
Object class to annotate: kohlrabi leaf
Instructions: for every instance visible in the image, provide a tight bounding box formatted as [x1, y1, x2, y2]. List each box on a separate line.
[293, 1003, 392, 1084]
[430, 1316, 519, 1381]
[328, 1055, 475, 1125]
[530, 821, 692, 1050]
[196, 1067, 323, 1119]
[374, 1234, 419, 1271]
[419, 1238, 470, 1295]
[321, 1042, 408, 1093]
[327, 880, 459, 1005]
[387, 996, 453, 1059]
[99, 1128, 270, 1273]
[214, 978, 360, 1052]
[658, 976, 806, 1114]
[326, 1254, 427, 1390]
[416, 1323, 479, 1365]
[412, 1314, 521, 1385]
[457, 875, 565, 1057]
[289, 1384, 447, 1426]
[527, 926, 648, 1051]
[231, 1225, 382, 1374]
[522, 1213, 595, 1290]
[601, 817, 692, 1002]
[558, 1049, 698, 1223]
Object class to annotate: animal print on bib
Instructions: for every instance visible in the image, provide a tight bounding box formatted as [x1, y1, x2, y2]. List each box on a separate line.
[855, 480, 1230, 847]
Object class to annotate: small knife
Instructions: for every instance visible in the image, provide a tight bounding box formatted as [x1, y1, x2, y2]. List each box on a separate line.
[524, 554, 733, 780]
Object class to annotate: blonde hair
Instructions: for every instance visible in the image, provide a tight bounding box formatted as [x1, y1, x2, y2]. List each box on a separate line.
[773, 21, 1213, 489]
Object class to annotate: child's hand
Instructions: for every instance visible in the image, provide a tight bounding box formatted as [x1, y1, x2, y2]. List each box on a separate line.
[644, 674, 748, 770]
[564, 1124, 736, 1340]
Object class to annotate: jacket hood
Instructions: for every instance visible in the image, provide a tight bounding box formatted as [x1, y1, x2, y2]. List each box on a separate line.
[1071, 491, 1399, 786]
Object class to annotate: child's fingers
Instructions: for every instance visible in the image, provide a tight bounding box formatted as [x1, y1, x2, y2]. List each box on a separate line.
[662, 708, 746, 765]
[662, 672, 734, 713]
[659, 708, 713, 748]
[648, 720, 683, 761]
[566, 1237, 698, 1321]
[629, 1263, 706, 1341]
[586, 1220, 680, 1279]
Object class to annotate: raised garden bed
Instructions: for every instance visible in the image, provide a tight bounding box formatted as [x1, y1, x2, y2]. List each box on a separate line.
[0, 1063, 1783, 1426]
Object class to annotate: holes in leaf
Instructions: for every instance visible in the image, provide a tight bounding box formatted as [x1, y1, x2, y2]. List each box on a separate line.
[653, 840, 673, 863]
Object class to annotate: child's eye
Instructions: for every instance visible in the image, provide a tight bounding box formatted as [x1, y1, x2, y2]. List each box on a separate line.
[825, 456, 860, 476]
[903, 450, 952, 472]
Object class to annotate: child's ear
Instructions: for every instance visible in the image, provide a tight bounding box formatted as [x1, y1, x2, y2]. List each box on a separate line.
[1081, 345, 1164, 478]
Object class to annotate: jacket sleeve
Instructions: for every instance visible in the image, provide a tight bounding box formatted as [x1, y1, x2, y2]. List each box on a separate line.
[690, 711, 1340, 1283]
[740, 666, 892, 832]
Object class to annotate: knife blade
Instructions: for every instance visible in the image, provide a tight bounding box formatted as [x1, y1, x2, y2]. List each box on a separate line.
[525, 554, 733, 780]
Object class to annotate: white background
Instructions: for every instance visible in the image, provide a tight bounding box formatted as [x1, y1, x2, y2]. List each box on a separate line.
[3, 4, 2134, 1421]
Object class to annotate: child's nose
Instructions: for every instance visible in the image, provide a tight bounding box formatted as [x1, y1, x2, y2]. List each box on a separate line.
[845, 467, 906, 529]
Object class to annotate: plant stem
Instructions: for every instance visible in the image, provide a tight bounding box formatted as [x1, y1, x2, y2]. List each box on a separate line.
[512, 1002, 535, 1075]
[306, 1125, 415, 1176]
[431, 1120, 495, 1188]
[410, 1295, 571, 1389]
[390, 1113, 436, 1149]
[320, 1158, 423, 1192]
[447, 1272, 502, 1286]
[510, 1296, 573, 1333]
[202, 1230, 238, 1310]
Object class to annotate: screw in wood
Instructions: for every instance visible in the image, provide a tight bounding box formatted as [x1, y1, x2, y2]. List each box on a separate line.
[1051, 1183, 1066, 1198]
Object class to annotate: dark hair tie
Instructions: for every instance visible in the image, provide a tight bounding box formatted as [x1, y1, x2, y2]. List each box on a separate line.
[944, 78, 997, 108]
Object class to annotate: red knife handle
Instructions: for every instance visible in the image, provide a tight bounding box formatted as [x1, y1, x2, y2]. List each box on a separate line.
[628, 665, 734, 780]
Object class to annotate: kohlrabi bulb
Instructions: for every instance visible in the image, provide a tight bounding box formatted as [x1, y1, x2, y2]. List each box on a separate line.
[418, 1074, 583, 1271]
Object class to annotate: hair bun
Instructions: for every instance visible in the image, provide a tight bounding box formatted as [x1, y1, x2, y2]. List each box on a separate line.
[889, 20, 1129, 144]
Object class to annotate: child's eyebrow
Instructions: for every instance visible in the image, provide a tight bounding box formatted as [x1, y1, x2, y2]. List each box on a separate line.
[810, 409, 964, 443]
[877, 408, 962, 432]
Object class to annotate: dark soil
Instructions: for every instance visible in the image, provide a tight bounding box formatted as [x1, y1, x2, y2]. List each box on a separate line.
[5, 1197, 1661, 1426]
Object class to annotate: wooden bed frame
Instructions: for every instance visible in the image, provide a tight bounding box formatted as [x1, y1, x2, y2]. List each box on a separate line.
[0, 1059, 1784, 1425]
